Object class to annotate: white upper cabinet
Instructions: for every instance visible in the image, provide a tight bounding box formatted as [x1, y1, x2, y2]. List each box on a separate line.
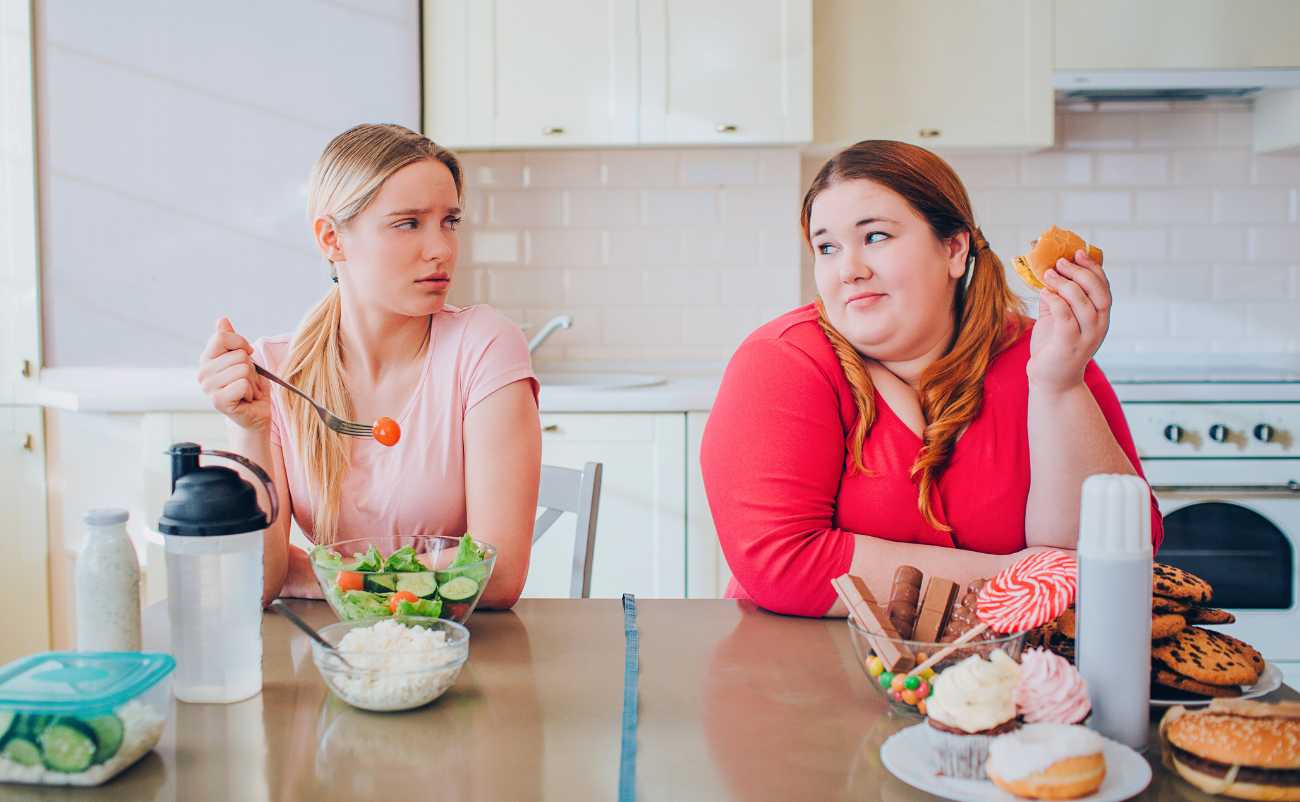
[424, 0, 639, 148]
[1055, 0, 1300, 70]
[639, 0, 812, 145]
[813, 0, 1054, 151]
[423, 0, 813, 148]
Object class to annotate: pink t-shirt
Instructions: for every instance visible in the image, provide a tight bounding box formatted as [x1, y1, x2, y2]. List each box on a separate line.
[253, 304, 538, 547]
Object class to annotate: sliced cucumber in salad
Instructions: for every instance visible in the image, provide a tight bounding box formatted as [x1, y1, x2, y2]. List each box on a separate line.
[394, 572, 437, 598]
[438, 576, 479, 603]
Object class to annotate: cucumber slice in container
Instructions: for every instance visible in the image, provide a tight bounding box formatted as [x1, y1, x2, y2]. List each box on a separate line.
[438, 575, 479, 602]
[3, 738, 41, 767]
[394, 572, 437, 598]
[39, 720, 98, 773]
[83, 714, 124, 764]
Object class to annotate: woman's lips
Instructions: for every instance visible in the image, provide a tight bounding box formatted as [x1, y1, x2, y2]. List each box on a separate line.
[847, 292, 886, 307]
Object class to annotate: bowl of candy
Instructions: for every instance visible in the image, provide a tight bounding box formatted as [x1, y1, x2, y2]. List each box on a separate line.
[846, 618, 1025, 718]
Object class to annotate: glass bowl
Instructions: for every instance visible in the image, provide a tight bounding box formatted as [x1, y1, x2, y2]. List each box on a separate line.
[310, 535, 496, 624]
[310, 617, 470, 712]
[846, 618, 1025, 718]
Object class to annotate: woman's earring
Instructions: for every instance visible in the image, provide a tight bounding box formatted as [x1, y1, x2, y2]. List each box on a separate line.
[963, 253, 976, 290]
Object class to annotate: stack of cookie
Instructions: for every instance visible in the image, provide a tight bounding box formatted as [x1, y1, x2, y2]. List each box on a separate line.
[1025, 563, 1266, 699]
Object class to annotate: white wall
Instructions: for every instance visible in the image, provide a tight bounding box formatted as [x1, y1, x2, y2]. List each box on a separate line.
[447, 147, 805, 366]
[940, 102, 1300, 358]
[34, 0, 421, 367]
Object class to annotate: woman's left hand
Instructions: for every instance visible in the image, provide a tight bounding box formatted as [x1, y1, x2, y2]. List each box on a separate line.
[1027, 248, 1111, 394]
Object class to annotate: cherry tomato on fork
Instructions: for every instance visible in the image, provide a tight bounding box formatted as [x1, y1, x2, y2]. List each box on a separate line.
[372, 416, 401, 447]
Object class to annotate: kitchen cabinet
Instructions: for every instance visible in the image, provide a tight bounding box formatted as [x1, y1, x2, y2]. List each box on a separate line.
[686, 411, 731, 598]
[639, 0, 812, 145]
[524, 412, 687, 598]
[1054, 0, 1300, 70]
[0, 406, 50, 661]
[423, 0, 813, 148]
[813, 0, 1054, 150]
[423, 0, 639, 149]
[1256, 89, 1300, 155]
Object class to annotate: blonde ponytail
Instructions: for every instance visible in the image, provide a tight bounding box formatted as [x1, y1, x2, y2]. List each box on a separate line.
[287, 124, 462, 544]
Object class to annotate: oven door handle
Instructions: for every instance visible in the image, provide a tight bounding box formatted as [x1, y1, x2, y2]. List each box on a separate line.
[1150, 480, 1300, 497]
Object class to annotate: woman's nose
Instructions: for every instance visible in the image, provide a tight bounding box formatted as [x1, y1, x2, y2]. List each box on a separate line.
[423, 230, 453, 262]
[839, 255, 872, 283]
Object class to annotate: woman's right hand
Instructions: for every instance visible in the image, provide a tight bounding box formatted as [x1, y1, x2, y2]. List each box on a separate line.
[198, 317, 271, 432]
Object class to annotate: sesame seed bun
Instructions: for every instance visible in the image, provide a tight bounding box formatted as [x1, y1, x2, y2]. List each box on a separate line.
[1012, 226, 1103, 290]
[1161, 701, 1300, 800]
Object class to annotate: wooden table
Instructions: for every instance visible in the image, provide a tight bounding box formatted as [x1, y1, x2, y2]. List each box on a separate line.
[0, 599, 1292, 801]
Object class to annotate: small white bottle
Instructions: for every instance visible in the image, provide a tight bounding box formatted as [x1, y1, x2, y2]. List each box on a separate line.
[1076, 474, 1153, 753]
[75, 508, 142, 652]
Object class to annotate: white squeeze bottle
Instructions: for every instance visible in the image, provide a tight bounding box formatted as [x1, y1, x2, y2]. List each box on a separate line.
[75, 508, 142, 651]
[1075, 474, 1153, 752]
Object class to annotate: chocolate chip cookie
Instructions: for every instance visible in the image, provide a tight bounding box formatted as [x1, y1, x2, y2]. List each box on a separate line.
[1186, 606, 1236, 625]
[1153, 563, 1213, 604]
[1152, 668, 1244, 699]
[1202, 627, 1265, 675]
[1151, 613, 1188, 640]
[1152, 626, 1259, 686]
[1153, 596, 1191, 614]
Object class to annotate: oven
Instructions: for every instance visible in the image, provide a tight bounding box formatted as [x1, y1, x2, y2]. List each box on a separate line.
[1123, 401, 1300, 688]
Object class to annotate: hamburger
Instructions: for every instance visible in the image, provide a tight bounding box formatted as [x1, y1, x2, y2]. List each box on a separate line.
[1013, 226, 1103, 290]
[1160, 699, 1300, 800]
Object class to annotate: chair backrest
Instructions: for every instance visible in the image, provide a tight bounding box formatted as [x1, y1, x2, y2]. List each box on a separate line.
[533, 461, 603, 598]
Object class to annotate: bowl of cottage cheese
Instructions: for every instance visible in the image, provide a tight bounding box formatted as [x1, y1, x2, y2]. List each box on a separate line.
[310, 618, 469, 712]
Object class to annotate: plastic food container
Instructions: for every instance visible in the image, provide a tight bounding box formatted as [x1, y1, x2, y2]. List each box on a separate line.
[0, 652, 174, 786]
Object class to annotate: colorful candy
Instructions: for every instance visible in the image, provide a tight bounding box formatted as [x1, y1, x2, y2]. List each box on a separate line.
[891, 690, 904, 702]
[890, 674, 907, 692]
[879, 671, 895, 689]
[866, 656, 884, 677]
[904, 675, 920, 691]
[917, 699, 927, 715]
[901, 690, 918, 705]
[917, 680, 931, 699]
[976, 550, 1077, 634]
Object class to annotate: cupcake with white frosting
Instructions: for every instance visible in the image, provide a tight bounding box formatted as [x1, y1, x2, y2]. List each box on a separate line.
[1015, 648, 1092, 725]
[924, 649, 1022, 779]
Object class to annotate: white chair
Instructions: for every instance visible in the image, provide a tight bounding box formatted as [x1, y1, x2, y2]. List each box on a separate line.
[533, 462, 603, 598]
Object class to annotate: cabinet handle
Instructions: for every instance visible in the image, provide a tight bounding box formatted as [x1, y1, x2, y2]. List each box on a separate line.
[21, 359, 32, 378]
[21, 433, 34, 451]
[918, 128, 941, 138]
[543, 127, 565, 136]
[715, 124, 738, 134]
[543, 424, 560, 433]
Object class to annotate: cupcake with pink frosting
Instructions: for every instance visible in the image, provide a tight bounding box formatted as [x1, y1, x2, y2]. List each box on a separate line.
[1015, 648, 1092, 725]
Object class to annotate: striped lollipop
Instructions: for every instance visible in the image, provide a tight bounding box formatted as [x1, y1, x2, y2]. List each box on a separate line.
[977, 549, 1078, 634]
[906, 550, 1078, 678]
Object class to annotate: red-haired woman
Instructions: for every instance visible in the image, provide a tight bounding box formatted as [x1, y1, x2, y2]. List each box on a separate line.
[700, 140, 1162, 617]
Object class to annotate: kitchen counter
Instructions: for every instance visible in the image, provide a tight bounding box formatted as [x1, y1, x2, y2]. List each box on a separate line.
[1, 599, 1292, 802]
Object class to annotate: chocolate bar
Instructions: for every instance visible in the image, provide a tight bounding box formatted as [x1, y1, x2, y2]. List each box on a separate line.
[913, 576, 959, 643]
[888, 566, 923, 639]
[940, 578, 994, 643]
[831, 573, 916, 672]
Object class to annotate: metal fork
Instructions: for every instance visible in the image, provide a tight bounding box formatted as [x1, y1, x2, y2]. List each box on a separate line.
[254, 364, 373, 438]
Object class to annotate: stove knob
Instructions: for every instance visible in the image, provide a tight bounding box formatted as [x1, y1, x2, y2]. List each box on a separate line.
[1209, 424, 1230, 443]
[1254, 423, 1275, 443]
[1163, 424, 1184, 443]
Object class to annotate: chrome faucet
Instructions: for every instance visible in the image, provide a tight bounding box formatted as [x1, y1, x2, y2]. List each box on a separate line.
[527, 314, 573, 353]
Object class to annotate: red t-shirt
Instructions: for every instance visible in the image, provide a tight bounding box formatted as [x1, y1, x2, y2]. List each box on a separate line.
[700, 304, 1163, 617]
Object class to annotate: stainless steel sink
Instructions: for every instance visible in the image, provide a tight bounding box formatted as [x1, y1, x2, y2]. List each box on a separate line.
[536, 371, 666, 390]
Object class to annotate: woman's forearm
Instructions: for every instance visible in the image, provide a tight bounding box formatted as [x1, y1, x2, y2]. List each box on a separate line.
[1025, 381, 1135, 548]
[279, 545, 324, 599]
[825, 534, 1025, 617]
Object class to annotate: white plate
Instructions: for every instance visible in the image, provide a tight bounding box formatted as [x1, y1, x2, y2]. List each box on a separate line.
[880, 723, 1152, 802]
[1150, 661, 1282, 708]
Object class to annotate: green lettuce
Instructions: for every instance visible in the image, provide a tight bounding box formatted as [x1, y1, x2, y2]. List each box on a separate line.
[338, 589, 390, 619]
[351, 545, 383, 573]
[395, 598, 443, 618]
[435, 533, 488, 586]
[383, 546, 423, 573]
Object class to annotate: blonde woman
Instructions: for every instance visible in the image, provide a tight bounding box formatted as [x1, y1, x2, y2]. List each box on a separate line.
[197, 124, 540, 608]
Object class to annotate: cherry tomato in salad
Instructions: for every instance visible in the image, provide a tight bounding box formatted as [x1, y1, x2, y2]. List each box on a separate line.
[372, 416, 400, 447]
[389, 590, 419, 613]
[336, 571, 364, 592]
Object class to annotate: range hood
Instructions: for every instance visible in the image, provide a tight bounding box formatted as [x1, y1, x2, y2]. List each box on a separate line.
[1054, 68, 1300, 103]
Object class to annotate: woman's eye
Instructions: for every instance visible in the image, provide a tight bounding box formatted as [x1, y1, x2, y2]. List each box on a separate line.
[866, 231, 889, 244]
[445, 216, 462, 230]
[395, 219, 418, 230]
[816, 242, 837, 255]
